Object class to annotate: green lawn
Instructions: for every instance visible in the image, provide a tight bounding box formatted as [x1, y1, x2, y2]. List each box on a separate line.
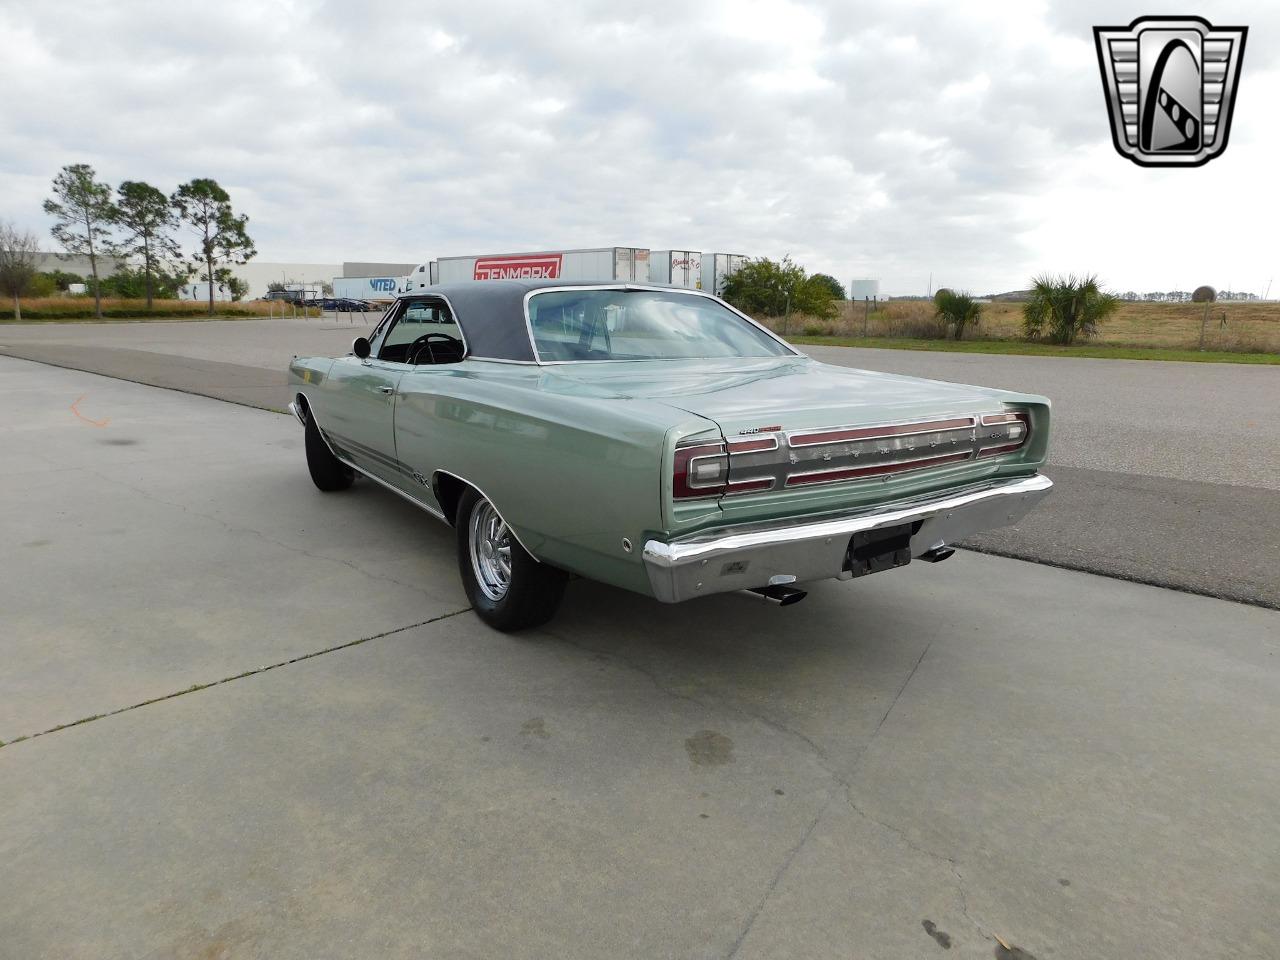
[788, 335, 1280, 365]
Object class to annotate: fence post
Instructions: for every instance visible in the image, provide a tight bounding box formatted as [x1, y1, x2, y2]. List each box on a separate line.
[863, 296, 870, 338]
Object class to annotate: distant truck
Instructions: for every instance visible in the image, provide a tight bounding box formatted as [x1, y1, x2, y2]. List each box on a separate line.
[332, 276, 402, 302]
[263, 284, 323, 304]
[404, 247, 652, 292]
[701, 253, 748, 295]
[649, 250, 702, 289]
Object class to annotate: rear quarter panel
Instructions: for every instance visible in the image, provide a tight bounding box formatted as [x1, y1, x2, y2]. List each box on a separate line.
[393, 363, 712, 595]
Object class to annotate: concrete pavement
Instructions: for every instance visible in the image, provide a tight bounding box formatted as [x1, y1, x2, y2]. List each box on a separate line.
[2, 357, 1278, 959]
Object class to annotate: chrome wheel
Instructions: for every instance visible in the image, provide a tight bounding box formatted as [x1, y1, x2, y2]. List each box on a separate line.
[468, 498, 512, 602]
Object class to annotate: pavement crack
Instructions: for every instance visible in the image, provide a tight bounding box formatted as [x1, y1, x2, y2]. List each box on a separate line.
[0, 608, 471, 750]
[875, 636, 933, 739]
[843, 790, 994, 945]
[724, 796, 833, 959]
[542, 628, 990, 951]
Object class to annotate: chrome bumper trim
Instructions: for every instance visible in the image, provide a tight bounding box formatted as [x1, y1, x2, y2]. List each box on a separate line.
[288, 400, 305, 426]
[642, 474, 1052, 603]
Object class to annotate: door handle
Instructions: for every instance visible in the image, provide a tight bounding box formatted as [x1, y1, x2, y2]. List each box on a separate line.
[377, 385, 394, 395]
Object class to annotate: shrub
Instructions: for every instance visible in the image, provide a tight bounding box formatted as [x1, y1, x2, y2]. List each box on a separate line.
[721, 256, 837, 320]
[96, 265, 186, 301]
[934, 290, 982, 341]
[1023, 274, 1120, 344]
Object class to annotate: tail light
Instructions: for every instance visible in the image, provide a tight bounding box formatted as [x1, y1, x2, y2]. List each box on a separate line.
[976, 411, 1031, 457]
[673, 441, 728, 499]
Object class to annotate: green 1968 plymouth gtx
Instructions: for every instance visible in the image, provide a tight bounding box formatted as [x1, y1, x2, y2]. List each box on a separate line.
[289, 280, 1052, 630]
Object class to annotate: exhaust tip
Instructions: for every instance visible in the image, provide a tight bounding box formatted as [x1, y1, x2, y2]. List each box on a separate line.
[746, 584, 808, 606]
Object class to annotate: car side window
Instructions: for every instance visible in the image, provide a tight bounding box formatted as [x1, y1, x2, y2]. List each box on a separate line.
[377, 299, 466, 365]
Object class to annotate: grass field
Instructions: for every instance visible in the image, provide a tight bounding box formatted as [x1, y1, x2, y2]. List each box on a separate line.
[1, 298, 321, 322]
[787, 335, 1280, 365]
[767, 299, 1280, 356]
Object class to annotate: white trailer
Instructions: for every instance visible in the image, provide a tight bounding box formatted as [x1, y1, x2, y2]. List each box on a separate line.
[430, 247, 651, 285]
[700, 253, 749, 295]
[179, 281, 231, 302]
[332, 276, 402, 301]
[649, 250, 702, 289]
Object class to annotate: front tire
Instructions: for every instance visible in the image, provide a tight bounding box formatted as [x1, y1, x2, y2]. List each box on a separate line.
[304, 412, 354, 492]
[456, 489, 567, 631]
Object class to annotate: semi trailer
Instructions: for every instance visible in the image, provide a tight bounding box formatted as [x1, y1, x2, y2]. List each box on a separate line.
[649, 250, 702, 289]
[404, 247, 652, 292]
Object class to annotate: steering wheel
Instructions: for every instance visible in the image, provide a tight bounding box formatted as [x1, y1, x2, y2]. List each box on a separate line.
[407, 333, 463, 365]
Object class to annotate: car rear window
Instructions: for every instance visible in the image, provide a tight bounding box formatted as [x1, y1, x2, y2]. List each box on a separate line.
[526, 289, 794, 362]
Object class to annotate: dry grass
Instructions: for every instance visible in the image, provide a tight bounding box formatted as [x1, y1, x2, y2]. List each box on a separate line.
[3, 297, 318, 321]
[765, 299, 1280, 354]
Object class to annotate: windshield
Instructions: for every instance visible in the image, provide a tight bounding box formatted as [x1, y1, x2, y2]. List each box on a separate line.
[527, 289, 795, 362]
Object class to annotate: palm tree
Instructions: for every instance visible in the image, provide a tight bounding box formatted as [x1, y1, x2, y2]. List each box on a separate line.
[1022, 274, 1120, 345]
[934, 290, 981, 341]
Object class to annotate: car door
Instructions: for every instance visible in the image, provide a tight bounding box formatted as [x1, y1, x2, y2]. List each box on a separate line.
[319, 303, 414, 488]
[382, 297, 469, 507]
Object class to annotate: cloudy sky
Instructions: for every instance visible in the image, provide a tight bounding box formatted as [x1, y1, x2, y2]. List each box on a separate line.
[1, 0, 1276, 295]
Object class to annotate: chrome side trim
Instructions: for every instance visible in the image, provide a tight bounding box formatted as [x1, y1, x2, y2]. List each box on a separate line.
[642, 474, 1053, 603]
[350, 461, 448, 523]
[288, 400, 305, 426]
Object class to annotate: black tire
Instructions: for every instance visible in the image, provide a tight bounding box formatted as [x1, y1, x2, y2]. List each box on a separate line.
[456, 488, 567, 631]
[304, 411, 354, 492]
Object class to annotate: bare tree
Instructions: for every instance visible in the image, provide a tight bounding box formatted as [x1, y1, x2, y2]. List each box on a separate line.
[0, 220, 42, 322]
[43, 164, 116, 319]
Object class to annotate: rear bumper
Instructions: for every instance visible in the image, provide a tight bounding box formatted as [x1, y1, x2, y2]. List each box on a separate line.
[642, 474, 1052, 603]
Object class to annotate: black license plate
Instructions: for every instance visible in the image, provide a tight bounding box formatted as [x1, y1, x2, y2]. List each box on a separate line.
[844, 523, 914, 578]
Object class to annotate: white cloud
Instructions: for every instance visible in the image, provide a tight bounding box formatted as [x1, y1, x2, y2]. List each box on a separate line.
[0, 0, 1275, 295]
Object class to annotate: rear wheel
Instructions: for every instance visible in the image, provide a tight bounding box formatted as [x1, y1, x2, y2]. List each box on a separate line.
[456, 488, 567, 631]
[304, 410, 354, 492]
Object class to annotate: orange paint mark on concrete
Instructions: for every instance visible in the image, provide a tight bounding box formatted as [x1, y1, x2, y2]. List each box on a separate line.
[70, 395, 110, 428]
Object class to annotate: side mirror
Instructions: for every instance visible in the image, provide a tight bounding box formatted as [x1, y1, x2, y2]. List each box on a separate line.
[352, 337, 371, 359]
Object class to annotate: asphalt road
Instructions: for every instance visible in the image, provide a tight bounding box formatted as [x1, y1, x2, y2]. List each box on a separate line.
[1, 318, 1276, 607]
[3, 357, 1277, 959]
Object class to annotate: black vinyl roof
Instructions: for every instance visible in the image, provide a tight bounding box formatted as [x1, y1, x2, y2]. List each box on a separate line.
[396, 279, 698, 363]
